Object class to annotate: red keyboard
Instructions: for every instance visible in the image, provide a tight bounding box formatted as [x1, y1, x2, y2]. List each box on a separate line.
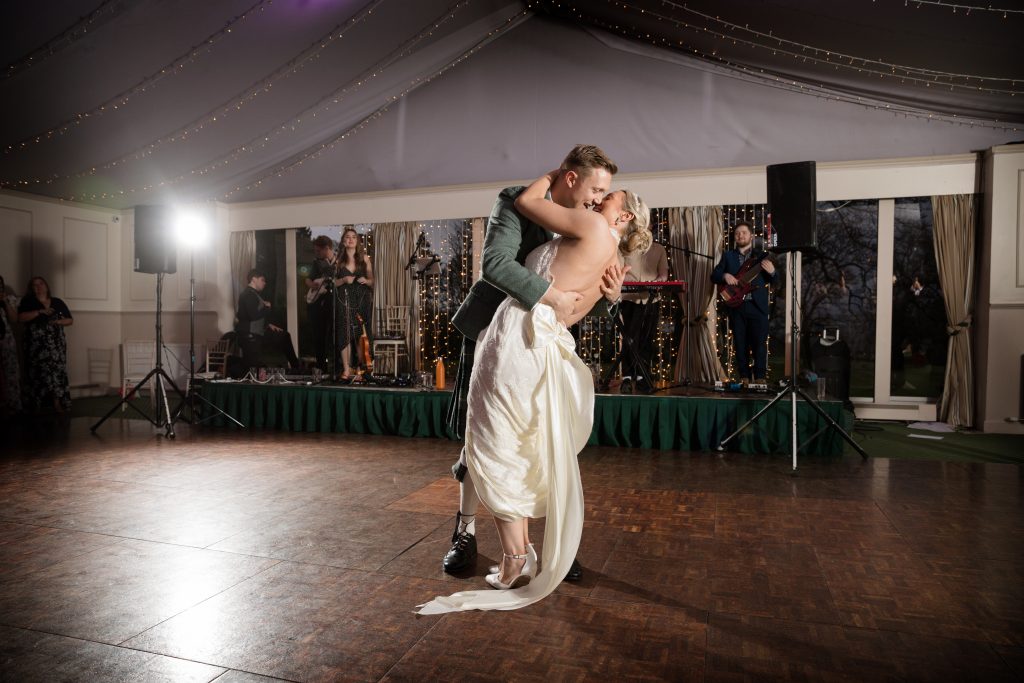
[621, 280, 687, 293]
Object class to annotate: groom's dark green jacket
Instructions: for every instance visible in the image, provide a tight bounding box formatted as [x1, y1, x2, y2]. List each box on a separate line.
[452, 186, 611, 342]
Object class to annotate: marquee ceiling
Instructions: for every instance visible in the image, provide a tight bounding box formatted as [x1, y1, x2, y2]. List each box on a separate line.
[0, 0, 1020, 210]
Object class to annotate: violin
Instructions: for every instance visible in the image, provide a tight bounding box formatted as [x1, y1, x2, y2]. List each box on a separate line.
[356, 313, 373, 375]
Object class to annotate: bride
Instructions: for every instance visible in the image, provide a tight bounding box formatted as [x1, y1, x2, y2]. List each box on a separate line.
[418, 170, 651, 614]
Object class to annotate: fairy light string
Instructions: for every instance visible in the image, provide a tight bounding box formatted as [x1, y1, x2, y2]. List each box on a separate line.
[220, 8, 527, 202]
[3, 0, 133, 80]
[43, 6, 525, 203]
[539, 1, 1019, 131]
[1, 0, 388, 189]
[3, 0, 276, 155]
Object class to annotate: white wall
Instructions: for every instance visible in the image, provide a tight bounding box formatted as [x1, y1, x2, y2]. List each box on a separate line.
[976, 146, 1024, 434]
[5, 151, 1011, 429]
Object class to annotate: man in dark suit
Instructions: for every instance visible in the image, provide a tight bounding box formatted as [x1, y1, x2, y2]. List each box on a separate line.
[442, 145, 629, 580]
[711, 221, 777, 382]
[236, 268, 299, 371]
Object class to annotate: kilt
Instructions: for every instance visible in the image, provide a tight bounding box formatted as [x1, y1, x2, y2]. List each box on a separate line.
[445, 337, 476, 441]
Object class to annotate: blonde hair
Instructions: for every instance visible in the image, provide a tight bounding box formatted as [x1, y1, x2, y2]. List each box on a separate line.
[618, 190, 652, 255]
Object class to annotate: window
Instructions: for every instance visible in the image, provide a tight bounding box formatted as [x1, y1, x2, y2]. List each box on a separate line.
[891, 198, 946, 398]
[801, 200, 878, 398]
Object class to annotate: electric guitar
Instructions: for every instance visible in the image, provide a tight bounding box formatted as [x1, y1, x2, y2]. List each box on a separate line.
[718, 251, 772, 308]
[305, 256, 338, 304]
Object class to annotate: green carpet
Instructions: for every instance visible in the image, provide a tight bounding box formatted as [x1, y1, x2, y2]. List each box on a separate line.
[847, 420, 1024, 465]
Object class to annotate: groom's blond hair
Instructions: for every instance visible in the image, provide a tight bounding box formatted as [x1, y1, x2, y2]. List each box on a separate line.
[561, 144, 618, 177]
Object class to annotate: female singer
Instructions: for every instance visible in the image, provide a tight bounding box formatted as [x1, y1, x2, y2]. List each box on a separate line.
[334, 227, 374, 380]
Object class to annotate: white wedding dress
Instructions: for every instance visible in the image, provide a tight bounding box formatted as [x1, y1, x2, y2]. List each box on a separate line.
[417, 236, 593, 614]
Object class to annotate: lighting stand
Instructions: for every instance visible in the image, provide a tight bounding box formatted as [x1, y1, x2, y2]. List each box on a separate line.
[171, 251, 243, 428]
[91, 273, 185, 438]
[717, 252, 867, 471]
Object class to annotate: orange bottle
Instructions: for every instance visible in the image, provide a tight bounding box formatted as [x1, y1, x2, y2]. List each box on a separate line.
[434, 357, 445, 389]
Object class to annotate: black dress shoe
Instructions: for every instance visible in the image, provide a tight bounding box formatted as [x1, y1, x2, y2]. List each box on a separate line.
[442, 512, 477, 574]
[564, 558, 583, 582]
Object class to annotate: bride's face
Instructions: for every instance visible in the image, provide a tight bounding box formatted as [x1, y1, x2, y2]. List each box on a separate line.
[597, 191, 630, 227]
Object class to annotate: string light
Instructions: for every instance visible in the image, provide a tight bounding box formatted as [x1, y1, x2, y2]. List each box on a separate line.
[42, 7, 526, 203]
[901, 0, 1024, 15]
[1, 0, 388, 188]
[544, 1, 1019, 131]
[220, 9, 527, 202]
[649, 0, 1021, 88]
[3, 0, 275, 155]
[3, 0, 131, 80]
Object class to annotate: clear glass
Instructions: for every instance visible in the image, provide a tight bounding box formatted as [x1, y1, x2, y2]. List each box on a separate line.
[891, 198, 947, 398]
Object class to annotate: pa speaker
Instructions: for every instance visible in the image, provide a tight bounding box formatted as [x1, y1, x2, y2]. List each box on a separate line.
[133, 205, 176, 274]
[767, 161, 817, 252]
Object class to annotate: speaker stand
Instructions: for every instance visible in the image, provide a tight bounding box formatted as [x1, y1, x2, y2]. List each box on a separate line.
[91, 273, 186, 438]
[716, 252, 867, 470]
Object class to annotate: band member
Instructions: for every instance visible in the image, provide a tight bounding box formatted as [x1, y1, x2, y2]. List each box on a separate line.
[236, 269, 300, 371]
[305, 235, 337, 372]
[334, 227, 374, 381]
[710, 221, 776, 382]
[618, 236, 667, 394]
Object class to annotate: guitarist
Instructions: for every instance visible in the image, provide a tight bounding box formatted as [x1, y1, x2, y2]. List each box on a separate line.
[305, 235, 338, 373]
[711, 221, 777, 383]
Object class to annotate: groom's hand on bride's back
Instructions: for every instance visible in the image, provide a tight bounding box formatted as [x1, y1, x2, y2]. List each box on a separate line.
[540, 277, 582, 322]
[600, 264, 631, 303]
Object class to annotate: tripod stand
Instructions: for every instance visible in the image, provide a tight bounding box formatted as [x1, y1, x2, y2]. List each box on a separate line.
[717, 252, 867, 471]
[170, 250, 243, 428]
[91, 273, 186, 438]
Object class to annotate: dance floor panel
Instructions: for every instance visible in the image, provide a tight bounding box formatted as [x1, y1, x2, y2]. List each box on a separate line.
[0, 419, 1021, 682]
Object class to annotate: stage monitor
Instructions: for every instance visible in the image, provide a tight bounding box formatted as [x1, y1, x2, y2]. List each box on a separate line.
[767, 161, 817, 252]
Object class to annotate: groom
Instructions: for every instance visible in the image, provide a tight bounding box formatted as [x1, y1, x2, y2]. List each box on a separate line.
[444, 144, 629, 581]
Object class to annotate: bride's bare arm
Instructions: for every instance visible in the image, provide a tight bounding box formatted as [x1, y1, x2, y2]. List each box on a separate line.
[515, 171, 605, 240]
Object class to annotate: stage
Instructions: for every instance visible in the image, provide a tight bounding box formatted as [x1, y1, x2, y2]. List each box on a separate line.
[198, 380, 851, 457]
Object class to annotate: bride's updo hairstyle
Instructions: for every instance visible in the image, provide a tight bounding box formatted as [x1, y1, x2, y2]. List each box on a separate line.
[618, 190, 652, 256]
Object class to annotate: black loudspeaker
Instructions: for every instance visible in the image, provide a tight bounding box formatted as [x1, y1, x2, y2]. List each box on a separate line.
[133, 205, 176, 274]
[767, 160, 817, 252]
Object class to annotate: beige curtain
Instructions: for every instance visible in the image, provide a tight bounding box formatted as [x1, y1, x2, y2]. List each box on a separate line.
[670, 206, 725, 382]
[228, 231, 256, 309]
[372, 221, 420, 367]
[931, 194, 976, 428]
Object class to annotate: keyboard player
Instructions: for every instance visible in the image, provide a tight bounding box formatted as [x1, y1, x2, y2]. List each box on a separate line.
[619, 240, 668, 393]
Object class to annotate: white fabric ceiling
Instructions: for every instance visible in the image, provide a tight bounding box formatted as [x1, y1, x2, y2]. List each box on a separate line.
[0, 0, 1020, 209]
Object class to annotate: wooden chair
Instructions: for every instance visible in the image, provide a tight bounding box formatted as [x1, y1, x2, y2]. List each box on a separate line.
[372, 305, 410, 376]
[204, 338, 232, 378]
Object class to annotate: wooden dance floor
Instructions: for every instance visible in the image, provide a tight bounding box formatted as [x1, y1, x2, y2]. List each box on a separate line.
[0, 418, 1021, 681]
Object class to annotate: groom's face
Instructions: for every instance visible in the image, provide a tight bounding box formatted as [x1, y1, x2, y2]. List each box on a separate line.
[561, 167, 613, 210]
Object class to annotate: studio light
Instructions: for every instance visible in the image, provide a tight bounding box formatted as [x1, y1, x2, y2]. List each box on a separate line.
[173, 209, 209, 249]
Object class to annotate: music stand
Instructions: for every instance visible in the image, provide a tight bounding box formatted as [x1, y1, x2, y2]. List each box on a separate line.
[91, 273, 185, 438]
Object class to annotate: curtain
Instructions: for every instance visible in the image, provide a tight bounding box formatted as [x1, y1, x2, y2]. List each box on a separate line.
[931, 194, 976, 428]
[229, 231, 256, 311]
[372, 221, 420, 367]
[670, 206, 725, 382]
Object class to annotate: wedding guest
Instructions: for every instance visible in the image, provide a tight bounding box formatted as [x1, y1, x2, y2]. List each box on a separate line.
[0, 275, 22, 416]
[18, 276, 73, 413]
